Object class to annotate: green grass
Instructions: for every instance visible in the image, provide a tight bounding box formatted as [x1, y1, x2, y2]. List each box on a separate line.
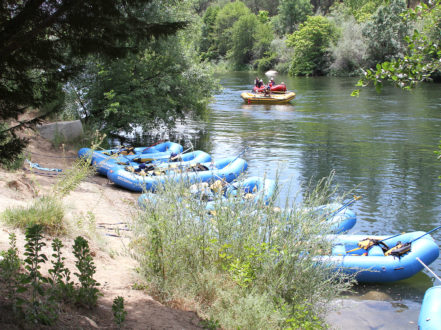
[130, 174, 355, 329]
[1, 196, 66, 235]
[1, 154, 97, 236]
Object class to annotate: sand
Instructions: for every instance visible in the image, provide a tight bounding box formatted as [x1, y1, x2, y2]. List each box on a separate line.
[0, 132, 202, 329]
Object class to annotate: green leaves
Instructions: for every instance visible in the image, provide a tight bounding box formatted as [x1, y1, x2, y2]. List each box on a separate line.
[83, 34, 218, 136]
[354, 0, 441, 94]
[112, 296, 127, 328]
[73, 236, 101, 308]
[286, 15, 337, 76]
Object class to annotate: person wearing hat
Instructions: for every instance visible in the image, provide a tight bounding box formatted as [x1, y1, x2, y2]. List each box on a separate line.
[268, 77, 275, 88]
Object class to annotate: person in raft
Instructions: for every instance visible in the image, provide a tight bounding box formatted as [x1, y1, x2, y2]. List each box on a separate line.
[264, 82, 271, 96]
[268, 77, 275, 87]
[254, 77, 260, 87]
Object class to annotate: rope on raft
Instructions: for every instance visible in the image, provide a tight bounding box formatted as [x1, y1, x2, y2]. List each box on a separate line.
[22, 166, 62, 177]
[26, 159, 62, 172]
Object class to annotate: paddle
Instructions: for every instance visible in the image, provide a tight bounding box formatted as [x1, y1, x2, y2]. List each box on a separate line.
[225, 146, 249, 169]
[142, 139, 165, 153]
[416, 257, 441, 282]
[323, 195, 361, 221]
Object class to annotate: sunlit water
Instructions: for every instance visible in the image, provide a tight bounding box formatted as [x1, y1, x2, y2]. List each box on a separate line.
[135, 72, 441, 328]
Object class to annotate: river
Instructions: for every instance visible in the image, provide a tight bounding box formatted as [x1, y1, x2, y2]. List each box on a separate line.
[187, 72, 441, 329]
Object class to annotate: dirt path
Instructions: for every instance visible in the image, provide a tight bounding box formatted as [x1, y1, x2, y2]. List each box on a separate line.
[0, 133, 202, 329]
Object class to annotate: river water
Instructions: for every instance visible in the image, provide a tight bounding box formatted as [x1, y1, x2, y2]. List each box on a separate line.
[184, 72, 441, 329]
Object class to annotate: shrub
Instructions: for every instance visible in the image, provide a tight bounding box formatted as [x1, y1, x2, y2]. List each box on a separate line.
[286, 15, 338, 76]
[112, 296, 127, 328]
[73, 236, 101, 308]
[362, 0, 411, 66]
[0, 233, 23, 313]
[131, 175, 354, 329]
[329, 16, 369, 75]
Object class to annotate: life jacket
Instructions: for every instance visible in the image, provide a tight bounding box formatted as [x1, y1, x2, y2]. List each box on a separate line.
[119, 146, 136, 155]
[358, 238, 389, 253]
[385, 242, 411, 257]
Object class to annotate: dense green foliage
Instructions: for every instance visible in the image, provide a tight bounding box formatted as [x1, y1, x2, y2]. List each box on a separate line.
[362, 0, 410, 65]
[273, 0, 313, 34]
[287, 16, 338, 76]
[0, 0, 213, 165]
[353, 0, 441, 93]
[81, 35, 217, 136]
[196, 0, 440, 87]
[0, 226, 101, 326]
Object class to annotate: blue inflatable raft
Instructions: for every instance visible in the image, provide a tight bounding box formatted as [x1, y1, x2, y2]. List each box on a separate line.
[103, 150, 210, 176]
[418, 285, 441, 329]
[320, 231, 440, 283]
[138, 176, 276, 209]
[108, 157, 248, 192]
[310, 203, 357, 233]
[78, 142, 184, 175]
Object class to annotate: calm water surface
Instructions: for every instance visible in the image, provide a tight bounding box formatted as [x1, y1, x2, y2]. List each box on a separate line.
[191, 72, 441, 329]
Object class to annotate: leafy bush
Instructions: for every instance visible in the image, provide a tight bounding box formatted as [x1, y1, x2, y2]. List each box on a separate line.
[362, 0, 411, 66]
[112, 296, 127, 328]
[271, 37, 295, 74]
[287, 15, 338, 76]
[0, 233, 23, 313]
[255, 52, 278, 72]
[329, 16, 368, 75]
[73, 236, 101, 308]
[131, 176, 354, 329]
[0, 226, 101, 326]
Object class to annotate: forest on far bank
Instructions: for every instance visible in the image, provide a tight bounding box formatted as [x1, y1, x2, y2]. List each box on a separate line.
[196, 0, 441, 78]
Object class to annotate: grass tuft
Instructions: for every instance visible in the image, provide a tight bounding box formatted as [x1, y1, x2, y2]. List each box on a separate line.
[1, 196, 66, 235]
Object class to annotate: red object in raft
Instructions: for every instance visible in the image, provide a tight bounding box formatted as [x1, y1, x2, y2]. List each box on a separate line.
[253, 84, 287, 94]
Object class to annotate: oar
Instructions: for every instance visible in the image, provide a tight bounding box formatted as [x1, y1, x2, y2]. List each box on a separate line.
[225, 146, 249, 168]
[324, 195, 361, 220]
[142, 140, 165, 153]
[169, 146, 194, 162]
[408, 224, 441, 244]
[416, 257, 441, 283]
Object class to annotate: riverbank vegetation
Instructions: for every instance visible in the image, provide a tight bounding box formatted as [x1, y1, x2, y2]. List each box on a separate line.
[131, 175, 354, 328]
[197, 0, 440, 81]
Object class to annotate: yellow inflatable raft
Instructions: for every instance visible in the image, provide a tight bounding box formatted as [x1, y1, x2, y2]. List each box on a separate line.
[241, 91, 296, 104]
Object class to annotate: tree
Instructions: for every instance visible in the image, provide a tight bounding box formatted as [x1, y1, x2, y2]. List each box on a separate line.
[362, 0, 410, 66]
[214, 1, 251, 57]
[81, 34, 218, 138]
[274, 0, 313, 35]
[286, 15, 338, 76]
[0, 0, 186, 164]
[229, 14, 260, 68]
[352, 0, 441, 94]
[200, 5, 220, 61]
